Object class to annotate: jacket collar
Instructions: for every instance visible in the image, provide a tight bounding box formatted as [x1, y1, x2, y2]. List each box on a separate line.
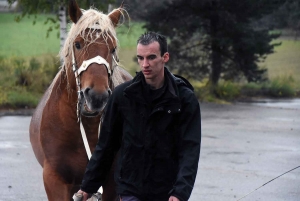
[123, 67, 181, 105]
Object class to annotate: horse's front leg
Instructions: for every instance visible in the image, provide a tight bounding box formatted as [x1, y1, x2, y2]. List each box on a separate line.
[43, 161, 77, 201]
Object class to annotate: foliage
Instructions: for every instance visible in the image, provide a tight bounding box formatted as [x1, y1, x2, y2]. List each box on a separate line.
[4, 88, 41, 109]
[241, 76, 297, 97]
[140, 0, 284, 85]
[0, 86, 8, 106]
[8, 0, 117, 37]
[213, 81, 241, 100]
[191, 74, 298, 102]
[8, 0, 117, 19]
[266, 76, 296, 97]
[258, 0, 300, 37]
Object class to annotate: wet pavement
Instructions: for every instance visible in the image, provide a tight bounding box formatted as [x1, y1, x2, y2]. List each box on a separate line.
[0, 100, 299, 201]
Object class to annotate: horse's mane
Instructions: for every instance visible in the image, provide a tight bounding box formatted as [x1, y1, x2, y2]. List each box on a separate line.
[60, 7, 122, 72]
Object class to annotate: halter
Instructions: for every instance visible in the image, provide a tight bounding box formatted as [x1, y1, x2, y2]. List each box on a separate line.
[71, 44, 119, 121]
[71, 40, 119, 159]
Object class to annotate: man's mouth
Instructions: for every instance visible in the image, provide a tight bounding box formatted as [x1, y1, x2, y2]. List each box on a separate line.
[143, 70, 151, 75]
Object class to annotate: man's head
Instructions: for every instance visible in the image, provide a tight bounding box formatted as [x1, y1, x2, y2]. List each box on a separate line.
[137, 32, 168, 56]
[136, 32, 169, 89]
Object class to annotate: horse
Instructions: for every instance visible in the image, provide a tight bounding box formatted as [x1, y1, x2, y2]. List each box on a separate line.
[29, 1, 132, 200]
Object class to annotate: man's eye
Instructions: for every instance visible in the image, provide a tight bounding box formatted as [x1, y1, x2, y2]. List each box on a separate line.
[137, 56, 143, 60]
[148, 56, 156, 60]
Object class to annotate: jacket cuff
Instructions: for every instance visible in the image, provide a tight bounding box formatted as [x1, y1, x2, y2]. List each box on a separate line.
[168, 189, 186, 201]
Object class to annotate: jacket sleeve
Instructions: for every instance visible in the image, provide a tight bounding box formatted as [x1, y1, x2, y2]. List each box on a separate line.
[170, 88, 201, 201]
[80, 87, 123, 193]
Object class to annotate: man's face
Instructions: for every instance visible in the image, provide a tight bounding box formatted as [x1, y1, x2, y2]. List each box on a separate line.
[136, 41, 169, 86]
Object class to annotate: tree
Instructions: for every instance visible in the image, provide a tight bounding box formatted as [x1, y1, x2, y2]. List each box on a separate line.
[261, 0, 300, 38]
[140, 0, 284, 85]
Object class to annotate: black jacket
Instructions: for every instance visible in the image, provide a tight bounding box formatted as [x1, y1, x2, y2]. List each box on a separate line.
[81, 68, 201, 201]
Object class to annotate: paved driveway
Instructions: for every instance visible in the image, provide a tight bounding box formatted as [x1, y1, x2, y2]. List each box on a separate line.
[0, 101, 299, 201]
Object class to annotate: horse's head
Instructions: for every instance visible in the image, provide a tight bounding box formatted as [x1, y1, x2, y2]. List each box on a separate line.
[61, 0, 124, 117]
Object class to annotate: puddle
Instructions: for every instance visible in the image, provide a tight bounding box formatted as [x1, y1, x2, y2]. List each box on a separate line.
[247, 98, 300, 110]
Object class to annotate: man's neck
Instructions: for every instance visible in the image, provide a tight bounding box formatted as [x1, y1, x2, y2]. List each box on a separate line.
[146, 78, 164, 90]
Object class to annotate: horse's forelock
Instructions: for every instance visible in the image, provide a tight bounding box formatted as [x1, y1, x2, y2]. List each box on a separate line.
[60, 8, 120, 73]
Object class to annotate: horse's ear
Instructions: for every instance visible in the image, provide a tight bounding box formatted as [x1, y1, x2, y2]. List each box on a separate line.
[108, 2, 124, 27]
[69, 0, 83, 24]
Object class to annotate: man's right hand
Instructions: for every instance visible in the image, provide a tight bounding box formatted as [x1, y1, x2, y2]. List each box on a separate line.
[75, 190, 89, 201]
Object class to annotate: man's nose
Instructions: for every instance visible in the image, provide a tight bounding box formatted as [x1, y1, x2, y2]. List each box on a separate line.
[142, 59, 149, 67]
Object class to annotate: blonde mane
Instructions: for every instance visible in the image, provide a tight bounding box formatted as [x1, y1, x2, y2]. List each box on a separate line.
[60, 7, 122, 72]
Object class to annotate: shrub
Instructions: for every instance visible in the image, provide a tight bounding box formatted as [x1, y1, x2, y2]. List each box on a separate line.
[0, 55, 59, 109]
[266, 76, 296, 97]
[241, 82, 264, 97]
[190, 79, 208, 100]
[6, 88, 41, 108]
[214, 81, 241, 100]
[0, 86, 8, 106]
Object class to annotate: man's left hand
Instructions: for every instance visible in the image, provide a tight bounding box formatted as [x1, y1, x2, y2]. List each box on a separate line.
[168, 196, 180, 201]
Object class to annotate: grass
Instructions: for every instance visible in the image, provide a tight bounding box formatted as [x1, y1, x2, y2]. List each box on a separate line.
[117, 22, 145, 75]
[260, 38, 300, 85]
[0, 13, 60, 58]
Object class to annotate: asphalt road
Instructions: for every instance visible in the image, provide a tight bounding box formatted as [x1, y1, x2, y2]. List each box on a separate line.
[0, 100, 299, 201]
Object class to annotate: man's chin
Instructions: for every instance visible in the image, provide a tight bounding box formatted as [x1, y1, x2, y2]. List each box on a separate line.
[143, 74, 152, 79]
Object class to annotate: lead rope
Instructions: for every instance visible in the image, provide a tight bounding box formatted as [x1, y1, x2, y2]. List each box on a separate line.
[72, 47, 118, 200]
[71, 46, 102, 200]
[79, 120, 92, 159]
[235, 165, 300, 201]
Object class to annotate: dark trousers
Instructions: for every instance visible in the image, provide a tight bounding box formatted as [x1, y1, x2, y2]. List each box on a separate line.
[120, 195, 141, 201]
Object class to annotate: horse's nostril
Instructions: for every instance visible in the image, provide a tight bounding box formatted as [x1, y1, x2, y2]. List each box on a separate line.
[84, 87, 91, 97]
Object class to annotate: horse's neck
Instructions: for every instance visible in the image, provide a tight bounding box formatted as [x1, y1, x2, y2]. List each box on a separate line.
[112, 66, 133, 87]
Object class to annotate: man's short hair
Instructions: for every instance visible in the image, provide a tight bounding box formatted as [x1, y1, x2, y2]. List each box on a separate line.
[137, 32, 168, 56]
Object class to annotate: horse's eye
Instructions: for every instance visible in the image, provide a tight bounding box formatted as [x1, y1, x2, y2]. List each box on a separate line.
[111, 48, 116, 54]
[75, 42, 81, 49]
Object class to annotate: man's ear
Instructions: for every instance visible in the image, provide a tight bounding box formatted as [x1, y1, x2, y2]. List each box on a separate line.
[163, 52, 170, 63]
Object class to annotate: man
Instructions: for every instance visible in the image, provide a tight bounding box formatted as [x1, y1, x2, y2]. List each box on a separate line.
[77, 32, 201, 201]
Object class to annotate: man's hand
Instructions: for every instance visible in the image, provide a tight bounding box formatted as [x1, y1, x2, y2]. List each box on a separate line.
[168, 195, 180, 201]
[75, 190, 89, 201]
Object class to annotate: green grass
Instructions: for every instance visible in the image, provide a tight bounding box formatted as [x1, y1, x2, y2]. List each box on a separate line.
[260, 38, 300, 85]
[117, 22, 146, 49]
[117, 22, 145, 74]
[0, 13, 60, 58]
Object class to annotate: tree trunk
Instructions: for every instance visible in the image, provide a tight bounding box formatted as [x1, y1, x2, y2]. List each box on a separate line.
[59, 4, 67, 65]
[211, 45, 222, 85]
[210, 13, 222, 86]
[108, 4, 113, 13]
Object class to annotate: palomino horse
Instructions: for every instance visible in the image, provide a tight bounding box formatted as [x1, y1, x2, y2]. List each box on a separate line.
[29, 1, 132, 200]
